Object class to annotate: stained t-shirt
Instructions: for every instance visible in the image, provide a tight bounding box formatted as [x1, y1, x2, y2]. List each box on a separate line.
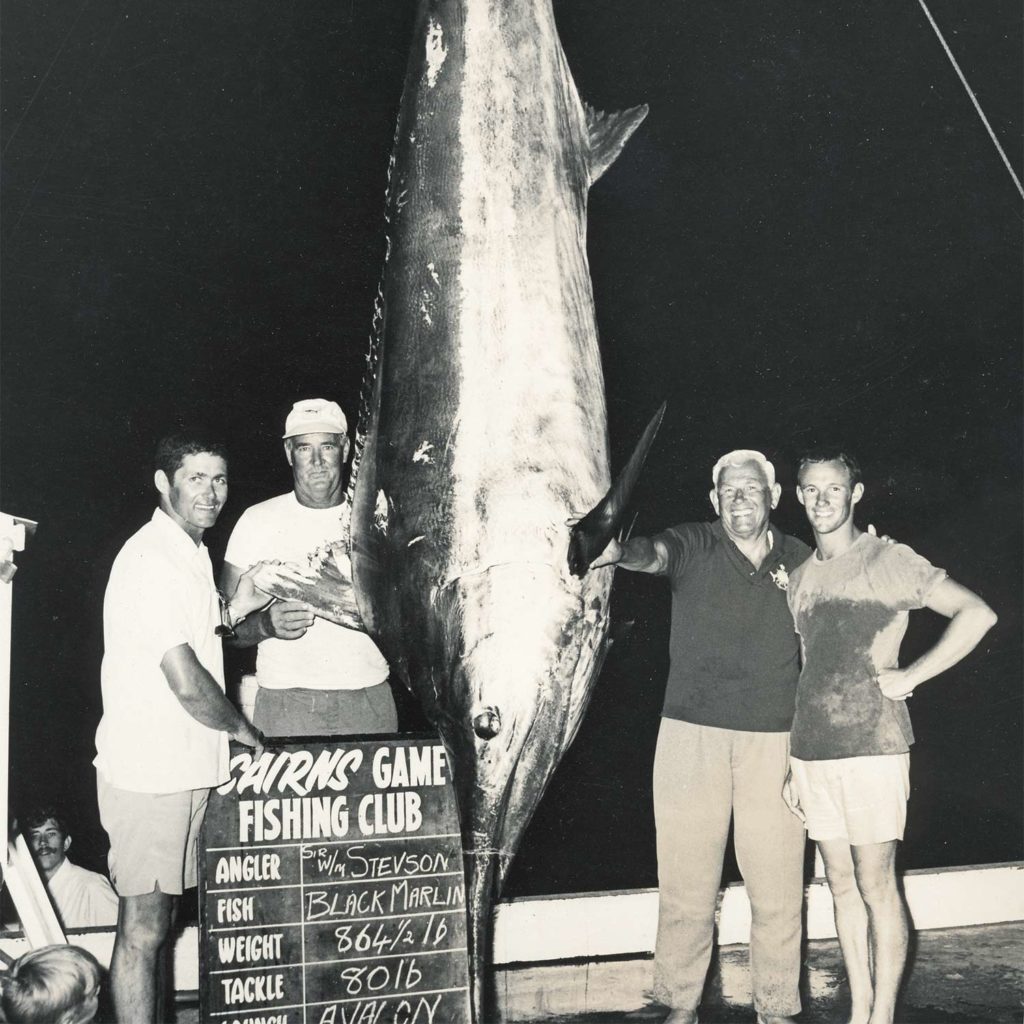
[655, 521, 811, 732]
[787, 533, 947, 760]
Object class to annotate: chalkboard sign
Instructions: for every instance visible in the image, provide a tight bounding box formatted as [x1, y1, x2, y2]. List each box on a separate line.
[199, 735, 471, 1024]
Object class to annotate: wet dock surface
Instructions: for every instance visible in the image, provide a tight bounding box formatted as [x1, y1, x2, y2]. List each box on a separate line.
[172, 921, 1022, 1022]
[493, 923, 1023, 1023]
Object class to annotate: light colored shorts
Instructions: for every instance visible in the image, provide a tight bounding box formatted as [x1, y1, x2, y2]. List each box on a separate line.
[789, 753, 910, 846]
[97, 774, 209, 896]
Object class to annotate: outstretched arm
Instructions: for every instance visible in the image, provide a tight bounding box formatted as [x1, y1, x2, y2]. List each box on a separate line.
[589, 535, 671, 575]
[877, 578, 998, 699]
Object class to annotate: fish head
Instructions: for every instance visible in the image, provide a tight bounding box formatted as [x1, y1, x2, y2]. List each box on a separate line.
[421, 562, 608, 874]
[409, 558, 607, 1018]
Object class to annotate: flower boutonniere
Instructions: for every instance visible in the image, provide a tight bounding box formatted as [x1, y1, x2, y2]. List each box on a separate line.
[770, 563, 790, 591]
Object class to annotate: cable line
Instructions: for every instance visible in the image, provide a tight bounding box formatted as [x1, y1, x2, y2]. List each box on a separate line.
[916, 0, 1023, 199]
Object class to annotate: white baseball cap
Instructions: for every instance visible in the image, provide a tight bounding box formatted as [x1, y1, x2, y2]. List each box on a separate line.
[282, 398, 348, 439]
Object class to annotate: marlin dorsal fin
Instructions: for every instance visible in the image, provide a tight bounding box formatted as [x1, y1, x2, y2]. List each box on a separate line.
[585, 102, 649, 184]
[567, 401, 667, 577]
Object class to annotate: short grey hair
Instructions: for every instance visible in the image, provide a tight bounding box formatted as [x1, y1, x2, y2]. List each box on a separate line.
[711, 449, 776, 490]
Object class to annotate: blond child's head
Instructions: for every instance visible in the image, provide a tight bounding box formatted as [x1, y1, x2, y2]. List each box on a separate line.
[0, 944, 102, 1024]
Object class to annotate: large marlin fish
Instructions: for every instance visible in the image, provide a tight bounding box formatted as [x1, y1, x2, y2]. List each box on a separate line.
[256, 1, 651, 1018]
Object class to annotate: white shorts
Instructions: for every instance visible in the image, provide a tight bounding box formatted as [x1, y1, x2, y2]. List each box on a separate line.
[789, 753, 910, 846]
[97, 774, 208, 896]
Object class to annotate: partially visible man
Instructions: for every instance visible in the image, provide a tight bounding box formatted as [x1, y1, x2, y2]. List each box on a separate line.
[23, 805, 118, 929]
[785, 448, 997, 1024]
[94, 431, 268, 1024]
[221, 398, 394, 738]
[589, 450, 808, 1024]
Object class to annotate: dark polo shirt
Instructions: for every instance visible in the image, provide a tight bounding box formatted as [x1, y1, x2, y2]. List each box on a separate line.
[654, 521, 811, 732]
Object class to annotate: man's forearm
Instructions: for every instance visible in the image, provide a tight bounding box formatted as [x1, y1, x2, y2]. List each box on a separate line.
[617, 536, 666, 574]
[161, 644, 256, 739]
[175, 672, 251, 736]
[227, 608, 271, 649]
[904, 604, 998, 689]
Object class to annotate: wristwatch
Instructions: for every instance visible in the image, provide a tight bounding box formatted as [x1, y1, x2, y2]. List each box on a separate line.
[215, 592, 246, 639]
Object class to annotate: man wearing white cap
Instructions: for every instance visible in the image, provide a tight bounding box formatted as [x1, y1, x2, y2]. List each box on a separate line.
[221, 399, 395, 737]
[589, 450, 809, 1024]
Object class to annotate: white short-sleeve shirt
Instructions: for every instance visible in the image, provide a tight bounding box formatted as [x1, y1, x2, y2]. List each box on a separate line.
[94, 508, 229, 793]
[47, 858, 119, 929]
[224, 493, 389, 691]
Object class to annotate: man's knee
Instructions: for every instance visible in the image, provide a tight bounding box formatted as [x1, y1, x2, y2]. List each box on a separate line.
[748, 888, 802, 928]
[853, 863, 900, 907]
[824, 858, 859, 900]
[850, 845, 900, 907]
[117, 893, 175, 953]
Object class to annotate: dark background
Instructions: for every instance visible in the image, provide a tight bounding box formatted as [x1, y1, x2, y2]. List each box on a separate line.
[2, 1, 1020, 896]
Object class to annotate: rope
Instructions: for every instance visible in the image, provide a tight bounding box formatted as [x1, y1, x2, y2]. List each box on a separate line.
[916, 0, 1023, 199]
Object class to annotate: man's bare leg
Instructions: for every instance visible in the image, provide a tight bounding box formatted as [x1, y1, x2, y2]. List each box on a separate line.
[110, 887, 178, 1024]
[853, 840, 907, 1024]
[819, 839, 872, 1024]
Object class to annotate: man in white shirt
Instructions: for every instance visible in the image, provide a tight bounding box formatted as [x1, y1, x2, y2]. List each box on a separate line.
[222, 398, 395, 737]
[23, 806, 118, 929]
[94, 431, 268, 1024]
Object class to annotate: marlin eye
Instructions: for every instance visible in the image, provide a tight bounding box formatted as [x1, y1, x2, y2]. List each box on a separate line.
[473, 707, 502, 739]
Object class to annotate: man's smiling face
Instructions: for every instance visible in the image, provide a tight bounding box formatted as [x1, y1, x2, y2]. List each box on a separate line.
[797, 459, 863, 537]
[711, 459, 780, 544]
[157, 451, 229, 542]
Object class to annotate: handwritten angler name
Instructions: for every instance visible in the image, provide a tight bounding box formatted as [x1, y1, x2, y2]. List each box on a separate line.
[217, 745, 449, 844]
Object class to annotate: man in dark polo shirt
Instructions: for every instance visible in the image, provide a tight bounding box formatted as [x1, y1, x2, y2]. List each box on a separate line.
[590, 449, 809, 1024]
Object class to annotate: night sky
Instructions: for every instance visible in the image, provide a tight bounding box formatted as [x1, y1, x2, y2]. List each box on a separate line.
[3, 1, 1021, 895]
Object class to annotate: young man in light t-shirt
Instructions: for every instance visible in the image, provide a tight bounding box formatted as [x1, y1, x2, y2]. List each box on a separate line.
[784, 448, 997, 1024]
[221, 398, 395, 737]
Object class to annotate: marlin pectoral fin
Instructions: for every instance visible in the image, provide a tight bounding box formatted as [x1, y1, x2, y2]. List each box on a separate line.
[567, 401, 667, 577]
[585, 102, 649, 184]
